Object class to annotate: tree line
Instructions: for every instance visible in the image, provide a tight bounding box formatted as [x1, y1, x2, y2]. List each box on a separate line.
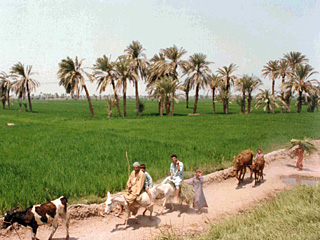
[1, 41, 319, 116]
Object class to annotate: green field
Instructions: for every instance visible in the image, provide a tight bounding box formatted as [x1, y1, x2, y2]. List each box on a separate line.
[0, 99, 319, 214]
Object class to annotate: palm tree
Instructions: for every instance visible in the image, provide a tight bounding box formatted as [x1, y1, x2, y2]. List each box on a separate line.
[11, 63, 39, 113]
[208, 73, 221, 114]
[94, 55, 121, 117]
[148, 76, 182, 116]
[217, 84, 232, 111]
[282, 52, 309, 110]
[306, 86, 320, 112]
[236, 75, 250, 113]
[283, 51, 308, 71]
[148, 78, 165, 116]
[147, 52, 166, 114]
[150, 45, 187, 115]
[184, 53, 212, 114]
[255, 89, 274, 113]
[217, 63, 238, 114]
[245, 75, 262, 114]
[275, 60, 290, 113]
[282, 64, 319, 113]
[105, 96, 116, 118]
[160, 45, 187, 81]
[57, 57, 94, 118]
[182, 78, 191, 109]
[115, 56, 138, 117]
[125, 41, 147, 116]
[0, 72, 15, 109]
[262, 60, 279, 113]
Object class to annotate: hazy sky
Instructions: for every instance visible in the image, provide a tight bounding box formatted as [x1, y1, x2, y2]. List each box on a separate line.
[1, 0, 319, 96]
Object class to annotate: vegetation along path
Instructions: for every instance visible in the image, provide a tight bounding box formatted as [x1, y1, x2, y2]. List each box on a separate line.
[1, 141, 319, 240]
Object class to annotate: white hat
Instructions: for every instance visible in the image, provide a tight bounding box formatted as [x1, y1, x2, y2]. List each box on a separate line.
[133, 162, 140, 167]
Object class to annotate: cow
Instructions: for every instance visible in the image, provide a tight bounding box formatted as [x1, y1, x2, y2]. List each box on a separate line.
[2, 196, 69, 240]
[249, 156, 265, 185]
[233, 148, 254, 184]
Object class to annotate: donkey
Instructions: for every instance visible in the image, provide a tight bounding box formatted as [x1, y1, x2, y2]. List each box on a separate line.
[105, 188, 156, 228]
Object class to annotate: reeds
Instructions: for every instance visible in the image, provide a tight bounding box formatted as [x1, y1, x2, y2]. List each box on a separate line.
[289, 137, 317, 153]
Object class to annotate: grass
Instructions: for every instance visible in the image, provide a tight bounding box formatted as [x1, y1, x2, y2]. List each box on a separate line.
[158, 184, 320, 240]
[0, 99, 319, 214]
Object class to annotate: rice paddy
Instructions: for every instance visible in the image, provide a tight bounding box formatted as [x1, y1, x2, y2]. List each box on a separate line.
[0, 99, 319, 214]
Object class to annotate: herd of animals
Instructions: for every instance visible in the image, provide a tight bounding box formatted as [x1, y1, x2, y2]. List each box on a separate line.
[1, 148, 265, 240]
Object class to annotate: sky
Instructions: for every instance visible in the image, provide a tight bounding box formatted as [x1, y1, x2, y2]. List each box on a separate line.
[0, 0, 319, 96]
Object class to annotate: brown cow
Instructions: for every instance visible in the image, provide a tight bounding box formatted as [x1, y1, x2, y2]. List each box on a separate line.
[233, 149, 254, 184]
[249, 157, 265, 185]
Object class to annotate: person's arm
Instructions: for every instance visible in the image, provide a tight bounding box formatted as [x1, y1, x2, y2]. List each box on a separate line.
[178, 162, 183, 172]
[149, 174, 153, 188]
[126, 172, 132, 189]
[146, 172, 153, 188]
[199, 176, 204, 184]
[170, 163, 174, 179]
[186, 177, 194, 185]
[177, 160, 180, 171]
[135, 172, 145, 195]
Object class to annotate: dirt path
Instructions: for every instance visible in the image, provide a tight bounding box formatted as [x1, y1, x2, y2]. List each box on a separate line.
[1, 142, 320, 240]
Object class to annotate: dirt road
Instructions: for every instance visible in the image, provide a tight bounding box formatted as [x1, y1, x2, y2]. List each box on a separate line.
[1, 142, 320, 240]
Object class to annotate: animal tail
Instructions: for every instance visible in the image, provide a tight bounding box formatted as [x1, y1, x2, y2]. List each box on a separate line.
[60, 196, 68, 213]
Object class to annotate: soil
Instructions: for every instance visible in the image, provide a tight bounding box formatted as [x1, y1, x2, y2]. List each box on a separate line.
[1, 141, 320, 240]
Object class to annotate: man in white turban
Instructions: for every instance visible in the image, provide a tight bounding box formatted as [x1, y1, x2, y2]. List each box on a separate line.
[123, 162, 145, 212]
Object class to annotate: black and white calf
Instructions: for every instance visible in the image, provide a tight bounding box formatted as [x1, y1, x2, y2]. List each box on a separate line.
[2, 196, 69, 240]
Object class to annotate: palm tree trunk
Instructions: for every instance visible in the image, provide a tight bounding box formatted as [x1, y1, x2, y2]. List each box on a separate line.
[160, 99, 163, 116]
[111, 80, 121, 117]
[186, 91, 189, 108]
[123, 80, 127, 117]
[83, 85, 94, 118]
[226, 98, 229, 114]
[7, 90, 10, 109]
[165, 96, 170, 116]
[158, 101, 161, 115]
[298, 90, 302, 113]
[242, 89, 246, 114]
[268, 101, 270, 114]
[170, 92, 174, 116]
[26, 83, 33, 112]
[226, 78, 230, 114]
[212, 88, 215, 114]
[2, 100, 5, 109]
[135, 80, 139, 116]
[281, 75, 285, 113]
[248, 93, 252, 114]
[272, 79, 275, 113]
[193, 83, 200, 114]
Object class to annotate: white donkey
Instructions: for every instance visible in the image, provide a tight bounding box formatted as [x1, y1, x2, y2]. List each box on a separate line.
[155, 183, 183, 213]
[105, 187, 156, 228]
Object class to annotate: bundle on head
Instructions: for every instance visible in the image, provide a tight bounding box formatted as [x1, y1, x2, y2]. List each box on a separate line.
[289, 138, 317, 154]
[166, 181, 195, 204]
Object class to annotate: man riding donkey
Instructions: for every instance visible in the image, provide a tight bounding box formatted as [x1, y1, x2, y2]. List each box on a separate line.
[161, 154, 184, 203]
[123, 162, 145, 219]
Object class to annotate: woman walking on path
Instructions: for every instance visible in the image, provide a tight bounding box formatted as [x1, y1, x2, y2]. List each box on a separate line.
[187, 169, 208, 212]
[295, 144, 304, 170]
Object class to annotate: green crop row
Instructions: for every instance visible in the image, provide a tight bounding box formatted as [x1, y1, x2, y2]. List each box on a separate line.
[0, 99, 319, 214]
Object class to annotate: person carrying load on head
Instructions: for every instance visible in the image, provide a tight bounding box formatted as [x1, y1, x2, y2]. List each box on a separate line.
[140, 164, 154, 207]
[123, 162, 145, 217]
[161, 154, 184, 203]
